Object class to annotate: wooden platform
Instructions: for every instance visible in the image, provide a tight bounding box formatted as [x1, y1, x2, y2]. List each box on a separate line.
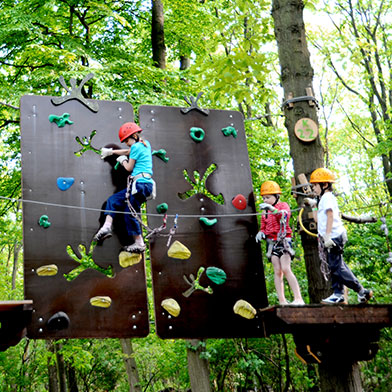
[259, 304, 392, 332]
[0, 300, 33, 352]
[258, 304, 392, 364]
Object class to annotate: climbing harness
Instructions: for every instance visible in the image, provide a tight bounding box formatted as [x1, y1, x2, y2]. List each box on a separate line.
[125, 175, 167, 240]
[265, 209, 295, 259]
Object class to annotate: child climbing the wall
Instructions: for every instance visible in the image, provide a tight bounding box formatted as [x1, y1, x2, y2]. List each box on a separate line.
[306, 168, 373, 304]
[94, 122, 155, 253]
[255, 181, 305, 305]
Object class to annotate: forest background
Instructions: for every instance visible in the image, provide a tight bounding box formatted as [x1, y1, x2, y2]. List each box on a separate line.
[1, 0, 392, 390]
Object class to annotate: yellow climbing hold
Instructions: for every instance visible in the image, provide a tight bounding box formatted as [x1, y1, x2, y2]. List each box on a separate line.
[36, 264, 58, 276]
[161, 298, 181, 317]
[119, 251, 142, 268]
[167, 240, 191, 260]
[90, 296, 112, 308]
[233, 299, 257, 319]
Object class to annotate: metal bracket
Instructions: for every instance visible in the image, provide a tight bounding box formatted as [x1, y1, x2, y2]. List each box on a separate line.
[181, 92, 209, 116]
[282, 88, 319, 110]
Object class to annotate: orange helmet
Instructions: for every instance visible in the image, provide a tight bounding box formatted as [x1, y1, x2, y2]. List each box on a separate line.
[310, 168, 336, 183]
[118, 122, 142, 142]
[260, 181, 282, 196]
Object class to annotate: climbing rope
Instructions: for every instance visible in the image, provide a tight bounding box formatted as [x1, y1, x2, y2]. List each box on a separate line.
[298, 208, 318, 237]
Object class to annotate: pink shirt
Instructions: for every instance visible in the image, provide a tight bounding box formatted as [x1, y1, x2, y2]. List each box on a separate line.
[260, 201, 292, 240]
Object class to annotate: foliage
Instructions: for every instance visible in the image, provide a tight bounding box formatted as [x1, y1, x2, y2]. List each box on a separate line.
[1, 0, 392, 391]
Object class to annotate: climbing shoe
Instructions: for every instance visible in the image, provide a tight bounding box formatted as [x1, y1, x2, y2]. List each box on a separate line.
[321, 293, 346, 305]
[93, 226, 112, 242]
[123, 243, 146, 253]
[358, 289, 373, 304]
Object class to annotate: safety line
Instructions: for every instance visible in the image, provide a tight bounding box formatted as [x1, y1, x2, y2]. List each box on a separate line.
[0, 195, 386, 219]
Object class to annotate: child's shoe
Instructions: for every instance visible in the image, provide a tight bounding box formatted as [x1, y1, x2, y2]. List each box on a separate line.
[93, 226, 112, 242]
[123, 243, 146, 253]
[358, 289, 373, 304]
[321, 293, 346, 305]
[291, 299, 305, 306]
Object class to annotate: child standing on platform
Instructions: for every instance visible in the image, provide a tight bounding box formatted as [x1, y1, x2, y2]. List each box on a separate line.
[307, 168, 372, 304]
[256, 181, 305, 306]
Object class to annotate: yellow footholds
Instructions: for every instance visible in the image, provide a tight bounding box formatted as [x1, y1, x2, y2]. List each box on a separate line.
[167, 240, 191, 260]
[119, 251, 142, 268]
[36, 264, 58, 276]
[233, 299, 257, 319]
[161, 298, 181, 317]
[90, 296, 112, 308]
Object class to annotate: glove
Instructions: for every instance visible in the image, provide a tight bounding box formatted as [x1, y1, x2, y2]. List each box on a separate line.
[323, 234, 335, 248]
[260, 203, 275, 212]
[101, 147, 113, 159]
[303, 197, 317, 207]
[116, 155, 128, 166]
[255, 231, 265, 243]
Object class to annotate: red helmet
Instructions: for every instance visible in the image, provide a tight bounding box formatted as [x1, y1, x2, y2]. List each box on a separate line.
[118, 122, 142, 142]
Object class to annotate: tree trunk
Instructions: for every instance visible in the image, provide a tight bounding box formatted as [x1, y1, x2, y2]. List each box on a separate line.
[66, 363, 79, 392]
[319, 362, 362, 392]
[271, 1, 363, 391]
[151, 0, 166, 69]
[11, 241, 22, 290]
[46, 340, 59, 392]
[54, 341, 67, 392]
[271, 0, 328, 304]
[186, 339, 211, 392]
[120, 338, 142, 392]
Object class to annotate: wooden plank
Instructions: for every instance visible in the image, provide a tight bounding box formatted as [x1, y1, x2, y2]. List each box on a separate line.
[0, 300, 33, 311]
[275, 305, 392, 326]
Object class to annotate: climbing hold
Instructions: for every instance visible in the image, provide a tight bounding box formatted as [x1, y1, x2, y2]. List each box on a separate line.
[199, 217, 217, 227]
[189, 127, 205, 143]
[233, 300, 257, 319]
[167, 240, 191, 260]
[47, 311, 70, 331]
[152, 149, 170, 162]
[36, 264, 58, 276]
[57, 177, 75, 191]
[206, 267, 227, 285]
[48, 113, 74, 128]
[221, 126, 237, 138]
[232, 194, 247, 210]
[119, 251, 142, 268]
[74, 130, 100, 157]
[156, 203, 169, 214]
[90, 296, 112, 308]
[161, 298, 181, 317]
[38, 215, 51, 228]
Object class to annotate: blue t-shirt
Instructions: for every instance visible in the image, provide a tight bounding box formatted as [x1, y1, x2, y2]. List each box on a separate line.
[129, 140, 153, 183]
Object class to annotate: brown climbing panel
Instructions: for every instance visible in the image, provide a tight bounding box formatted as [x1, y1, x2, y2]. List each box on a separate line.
[140, 104, 268, 338]
[20, 95, 149, 339]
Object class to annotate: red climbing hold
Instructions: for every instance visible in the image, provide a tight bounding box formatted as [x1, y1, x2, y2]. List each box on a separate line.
[232, 194, 247, 210]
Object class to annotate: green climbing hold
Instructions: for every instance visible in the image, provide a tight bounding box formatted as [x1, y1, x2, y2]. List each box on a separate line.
[152, 149, 169, 162]
[199, 217, 217, 227]
[221, 126, 237, 138]
[156, 203, 168, 214]
[190, 127, 205, 142]
[48, 113, 74, 128]
[38, 215, 51, 228]
[206, 266, 227, 285]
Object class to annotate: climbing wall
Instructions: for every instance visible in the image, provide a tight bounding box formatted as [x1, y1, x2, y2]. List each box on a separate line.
[139, 104, 268, 338]
[20, 93, 150, 339]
